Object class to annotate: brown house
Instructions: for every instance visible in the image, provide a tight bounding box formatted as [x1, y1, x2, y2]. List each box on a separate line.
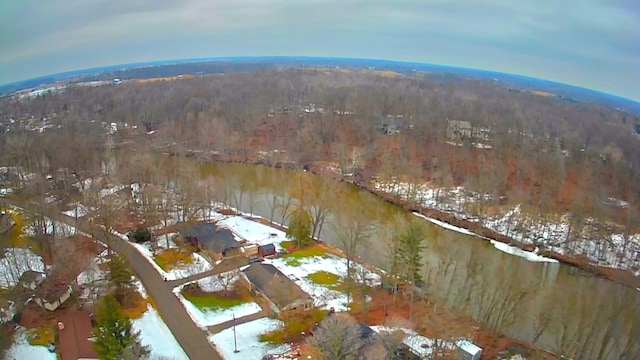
[180, 223, 242, 260]
[240, 263, 313, 313]
[57, 311, 99, 360]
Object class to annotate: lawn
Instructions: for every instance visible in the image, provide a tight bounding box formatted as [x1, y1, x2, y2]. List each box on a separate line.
[281, 245, 327, 266]
[26, 326, 55, 347]
[306, 271, 341, 289]
[181, 289, 251, 311]
[153, 248, 193, 271]
[259, 308, 328, 345]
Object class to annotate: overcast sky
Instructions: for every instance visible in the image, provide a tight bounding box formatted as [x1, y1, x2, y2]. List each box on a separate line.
[1, 0, 638, 100]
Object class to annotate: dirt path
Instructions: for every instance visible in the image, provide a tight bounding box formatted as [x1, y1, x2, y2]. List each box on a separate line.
[1, 197, 223, 360]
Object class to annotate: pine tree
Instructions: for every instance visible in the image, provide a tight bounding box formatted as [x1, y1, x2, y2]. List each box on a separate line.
[93, 294, 150, 360]
[286, 208, 313, 248]
[108, 254, 135, 303]
[398, 225, 425, 284]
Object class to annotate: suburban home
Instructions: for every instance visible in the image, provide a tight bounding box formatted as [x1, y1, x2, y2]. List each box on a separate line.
[180, 223, 242, 260]
[446, 120, 473, 140]
[34, 277, 74, 311]
[19, 270, 45, 290]
[57, 311, 99, 360]
[257, 243, 277, 258]
[315, 311, 420, 360]
[240, 263, 313, 313]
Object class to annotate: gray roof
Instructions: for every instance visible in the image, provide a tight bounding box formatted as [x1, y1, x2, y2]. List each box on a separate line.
[243, 263, 312, 309]
[181, 223, 241, 253]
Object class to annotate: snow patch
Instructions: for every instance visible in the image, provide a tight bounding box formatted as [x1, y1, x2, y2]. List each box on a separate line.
[132, 305, 189, 360]
[208, 317, 289, 359]
[490, 240, 558, 263]
[4, 327, 57, 360]
[0, 248, 45, 288]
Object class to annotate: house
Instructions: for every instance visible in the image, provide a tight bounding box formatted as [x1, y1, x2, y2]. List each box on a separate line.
[34, 279, 73, 311]
[240, 263, 313, 313]
[19, 270, 45, 290]
[446, 120, 473, 140]
[257, 243, 276, 258]
[57, 311, 99, 360]
[180, 223, 242, 260]
[315, 311, 420, 360]
[0, 211, 15, 234]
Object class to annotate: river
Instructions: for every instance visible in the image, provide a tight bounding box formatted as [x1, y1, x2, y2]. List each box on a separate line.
[195, 160, 639, 359]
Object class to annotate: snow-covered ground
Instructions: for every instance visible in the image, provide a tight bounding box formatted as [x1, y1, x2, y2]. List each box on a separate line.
[3, 327, 57, 360]
[208, 317, 290, 359]
[490, 240, 558, 263]
[130, 236, 213, 281]
[370, 326, 456, 358]
[218, 216, 288, 250]
[132, 304, 189, 360]
[413, 212, 477, 237]
[376, 181, 640, 272]
[177, 294, 262, 330]
[0, 248, 45, 288]
[173, 272, 263, 329]
[265, 254, 381, 311]
[62, 203, 89, 218]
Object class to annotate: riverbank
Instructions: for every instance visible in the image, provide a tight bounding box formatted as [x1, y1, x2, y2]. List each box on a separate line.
[180, 152, 640, 289]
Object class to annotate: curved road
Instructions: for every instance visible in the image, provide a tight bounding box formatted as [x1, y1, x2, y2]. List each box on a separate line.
[1, 197, 222, 360]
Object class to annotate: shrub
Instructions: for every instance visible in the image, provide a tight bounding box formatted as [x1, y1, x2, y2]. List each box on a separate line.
[127, 228, 152, 243]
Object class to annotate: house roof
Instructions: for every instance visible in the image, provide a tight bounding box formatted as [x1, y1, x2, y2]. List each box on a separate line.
[243, 263, 312, 309]
[180, 223, 241, 253]
[57, 311, 99, 360]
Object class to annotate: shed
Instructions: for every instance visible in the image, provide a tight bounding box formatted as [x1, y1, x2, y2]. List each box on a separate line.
[257, 243, 276, 258]
[457, 340, 482, 360]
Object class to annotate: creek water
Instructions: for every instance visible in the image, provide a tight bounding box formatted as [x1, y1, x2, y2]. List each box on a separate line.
[196, 161, 640, 359]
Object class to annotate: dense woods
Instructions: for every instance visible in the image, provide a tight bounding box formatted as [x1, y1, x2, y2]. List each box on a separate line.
[1, 68, 639, 270]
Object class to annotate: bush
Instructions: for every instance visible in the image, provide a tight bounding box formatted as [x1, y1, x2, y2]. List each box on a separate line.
[127, 228, 152, 243]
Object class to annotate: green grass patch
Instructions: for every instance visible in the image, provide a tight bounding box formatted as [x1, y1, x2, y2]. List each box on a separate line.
[259, 308, 329, 345]
[154, 248, 193, 271]
[26, 326, 55, 347]
[182, 290, 250, 311]
[306, 271, 341, 288]
[281, 245, 327, 266]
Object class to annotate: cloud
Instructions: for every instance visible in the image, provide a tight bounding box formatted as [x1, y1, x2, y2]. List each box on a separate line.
[0, 0, 638, 99]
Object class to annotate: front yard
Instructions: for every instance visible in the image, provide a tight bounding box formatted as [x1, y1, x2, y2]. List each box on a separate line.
[174, 275, 263, 329]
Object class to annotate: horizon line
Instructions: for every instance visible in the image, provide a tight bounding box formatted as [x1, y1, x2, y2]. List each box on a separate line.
[3, 55, 639, 104]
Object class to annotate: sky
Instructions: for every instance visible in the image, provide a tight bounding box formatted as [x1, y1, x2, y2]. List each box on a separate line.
[1, 0, 638, 100]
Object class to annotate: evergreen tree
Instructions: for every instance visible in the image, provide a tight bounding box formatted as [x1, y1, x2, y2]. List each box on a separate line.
[108, 254, 135, 303]
[286, 208, 313, 248]
[398, 225, 426, 284]
[93, 294, 150, 360]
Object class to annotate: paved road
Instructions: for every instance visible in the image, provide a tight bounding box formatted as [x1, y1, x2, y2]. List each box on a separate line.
[1, 197, 223, 360]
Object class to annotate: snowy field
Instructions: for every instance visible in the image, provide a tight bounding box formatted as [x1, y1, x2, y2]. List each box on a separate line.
[377, 181, 640, 272]
[208, 317, 289, 359]
[265, 254, 381, 311]
[132, 304, 189, 360]
[370, 326, 455, 358]
[3, 327, 57, 360]
[0, 248, 45, 288]
[62, 203, 89, 218]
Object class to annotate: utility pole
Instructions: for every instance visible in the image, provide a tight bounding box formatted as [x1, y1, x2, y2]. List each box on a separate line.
[233, 313, 239, 353]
